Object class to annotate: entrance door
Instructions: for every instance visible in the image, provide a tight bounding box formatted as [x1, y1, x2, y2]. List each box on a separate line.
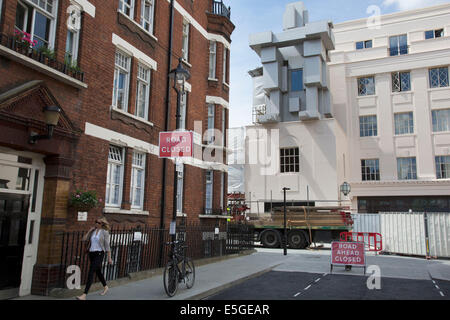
[0, 193, 30, 298]
[0, 149, 44, 299]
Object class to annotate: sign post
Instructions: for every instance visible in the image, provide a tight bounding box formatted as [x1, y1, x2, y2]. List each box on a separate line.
[330, 241, 366, 274]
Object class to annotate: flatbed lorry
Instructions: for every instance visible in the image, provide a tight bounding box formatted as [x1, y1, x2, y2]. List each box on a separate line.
[248, 206, 353, 249]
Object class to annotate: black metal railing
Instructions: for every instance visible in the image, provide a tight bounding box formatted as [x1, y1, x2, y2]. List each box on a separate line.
[58, 223, 253, 288]
[0, 33, 85, 82]
[211, 0, 231, 19]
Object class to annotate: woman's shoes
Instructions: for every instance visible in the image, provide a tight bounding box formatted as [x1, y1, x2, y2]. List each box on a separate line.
[100, 286, 109, 296]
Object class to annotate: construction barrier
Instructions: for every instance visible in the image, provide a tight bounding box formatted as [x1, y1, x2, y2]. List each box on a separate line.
[340, 231, 383, 252]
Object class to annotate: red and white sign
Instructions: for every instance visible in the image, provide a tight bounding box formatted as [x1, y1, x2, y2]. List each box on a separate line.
[159, 131, 193, 158]
[331, 241, 366, 266]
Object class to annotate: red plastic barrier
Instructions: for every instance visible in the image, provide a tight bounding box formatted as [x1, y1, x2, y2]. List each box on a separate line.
[340, 232, 383, 252]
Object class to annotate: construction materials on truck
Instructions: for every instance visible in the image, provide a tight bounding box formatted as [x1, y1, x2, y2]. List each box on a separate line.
[248, 206, 353, 249]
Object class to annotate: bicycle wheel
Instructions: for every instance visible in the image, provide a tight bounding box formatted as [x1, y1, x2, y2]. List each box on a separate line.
[184, 258, 195, 289]
[163, 261, 179, 297]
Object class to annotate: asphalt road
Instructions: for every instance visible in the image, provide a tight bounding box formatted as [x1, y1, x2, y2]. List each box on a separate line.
[205, 270, 450, 300]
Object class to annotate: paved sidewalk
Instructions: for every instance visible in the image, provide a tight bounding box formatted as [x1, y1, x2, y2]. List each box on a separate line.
[15, 247, 450, 300]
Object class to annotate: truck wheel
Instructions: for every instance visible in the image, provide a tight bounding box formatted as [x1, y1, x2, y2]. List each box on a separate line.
[260, 230, 281, 248]
[288, 230, 307, 249]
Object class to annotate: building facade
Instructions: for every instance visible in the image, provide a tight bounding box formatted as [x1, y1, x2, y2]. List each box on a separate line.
[329, 3, 450, 213]
[0, 0, 233, 298]
[245, 3, 339, 213]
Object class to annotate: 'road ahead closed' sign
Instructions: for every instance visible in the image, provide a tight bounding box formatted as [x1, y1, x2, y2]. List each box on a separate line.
[331, 241, 366, 267]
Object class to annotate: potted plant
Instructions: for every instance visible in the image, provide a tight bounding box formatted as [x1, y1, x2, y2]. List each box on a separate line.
[38, 46, 56, 64]
[13, 29, 37, 55]
[68, 189, 102, 212]
[64, 58, 82, 77]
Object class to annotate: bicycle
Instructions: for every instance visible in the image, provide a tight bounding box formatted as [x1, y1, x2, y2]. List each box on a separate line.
[163, 240, 195, 297]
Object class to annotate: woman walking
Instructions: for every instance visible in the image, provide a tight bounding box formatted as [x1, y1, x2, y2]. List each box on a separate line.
[77, 217, 113, 300]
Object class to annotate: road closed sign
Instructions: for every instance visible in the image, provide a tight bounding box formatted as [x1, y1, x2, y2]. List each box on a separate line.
[159, 131, 193, 158]
[331, 241, 366, 267]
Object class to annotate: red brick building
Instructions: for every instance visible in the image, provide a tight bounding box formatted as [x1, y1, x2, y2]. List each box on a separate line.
[0, 0, 234, 298]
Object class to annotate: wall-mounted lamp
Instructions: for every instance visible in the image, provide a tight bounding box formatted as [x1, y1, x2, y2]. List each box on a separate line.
[340, 181, 351, 197]
[29, 105, 61, 144]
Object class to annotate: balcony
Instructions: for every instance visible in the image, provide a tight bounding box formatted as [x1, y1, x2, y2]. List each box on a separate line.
[211, 0, 231, 19]
[0, 33, 86, 88]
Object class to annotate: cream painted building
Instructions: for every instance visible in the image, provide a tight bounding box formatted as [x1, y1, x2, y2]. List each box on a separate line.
[244, 2, 450, 214]
[330, 3, 450, 212]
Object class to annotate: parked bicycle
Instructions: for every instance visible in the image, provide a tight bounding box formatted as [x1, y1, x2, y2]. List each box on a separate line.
[163, 240, 195, 297]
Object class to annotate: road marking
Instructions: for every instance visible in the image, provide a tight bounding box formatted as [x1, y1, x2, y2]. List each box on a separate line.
[304, 285, 311, 291]
[315, 278, 321, 283]
[432, 280, 436, 284]
[294, 292, 301, 297]
[435, 285, 440, 290]
[440, 291, 444, 297]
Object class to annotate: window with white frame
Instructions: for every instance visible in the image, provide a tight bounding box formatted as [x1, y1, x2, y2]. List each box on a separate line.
[176, 164, 184, 214]
[358, 76, 375, 96]
[65, 29, 79, 64]
[429, 67, 449, 88]
[207, 104, 215, 143]
[223, 47, 229, 84]
[389, 34, 408, 56]
[135, 64, 151, 120]
[222, 108, 226, 147]
[392, 71, 411, 92]
[425, 29, 444, 40]
[113, 51, 131, 111]
[397, 157, 417, 180]
[130, 152, 145, 209]
[432, 109, 450, 132]
[361, 159, 380, 181]
[182, 21, 189, 61]
[106, 146, 124, 207]
[141, 0, 154, 34]
[220, 172, 224, 211]
[119, 0, 134, 18]
[356, 40, 372, 50]
[436, 156, 450, 179]
[178, 92, 187, 130]
[280, 147, 299, 173]
[359, 115, 377, 137]
[15, 0, 58, 49]
[209, 41, 217, 79]
[205, 170, 213, 214]
[394, 112, 414, 135]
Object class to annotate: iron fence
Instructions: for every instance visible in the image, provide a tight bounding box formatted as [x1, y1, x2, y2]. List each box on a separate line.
[58, 223, 253, 288]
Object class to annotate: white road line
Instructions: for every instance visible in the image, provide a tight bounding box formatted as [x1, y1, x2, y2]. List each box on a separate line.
[435, 285, 440, 290]
[440, 291, 444, 297]
[432, 280, 436, 284]
[315, 278, 321, 283]
[304, 285, 311, 291]
[294, 292, 301, 297]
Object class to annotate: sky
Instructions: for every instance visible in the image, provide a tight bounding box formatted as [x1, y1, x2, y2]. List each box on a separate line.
[226, 0, 450, 128]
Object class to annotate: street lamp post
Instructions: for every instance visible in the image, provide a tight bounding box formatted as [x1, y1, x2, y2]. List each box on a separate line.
[282, 187, 290, 256]
[168, 58, 190, 245]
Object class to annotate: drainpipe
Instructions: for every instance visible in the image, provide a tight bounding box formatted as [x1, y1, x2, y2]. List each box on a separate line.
[159, 0, 175, 266]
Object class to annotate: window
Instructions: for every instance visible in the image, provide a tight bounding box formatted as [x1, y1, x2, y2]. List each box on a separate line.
[280, 148, 299, 173]
[429, 67, 449, 88]
[222, 108, 226, 147]
[207, 104, 215, 143]
[436, 156, 450, 179]
[356, 40, 372, 50]
[394, 112, 414, 135]
[136, 64, 151, 119]
[176, 164, 184, 214]
[141, 0, 154, 33]
[432, 109, 450, 132]
[392, 72, 411, 92]
[209, 41, 217, 79]
[359, 115, 377, 137]
[397, 157, 417, 180]
[389, 34, 408, 56]
[425, 29, 444, 40]
[182, 21, 189, 61]
[113, 51, 131, 110]
[358, 76, 375, 96]
[178, 92, 187, 129]
[119, 0, 134, 18]
[65, 29, 79, 64]
[223, 47, 229, 84]
[15, 0, 58, 50]
[361, 159, 380, 181]
[205, 170, 213, 214]
[130, 152, 145, 209]
[106, 146, 124, 207]
[290, 69, 303, 92]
